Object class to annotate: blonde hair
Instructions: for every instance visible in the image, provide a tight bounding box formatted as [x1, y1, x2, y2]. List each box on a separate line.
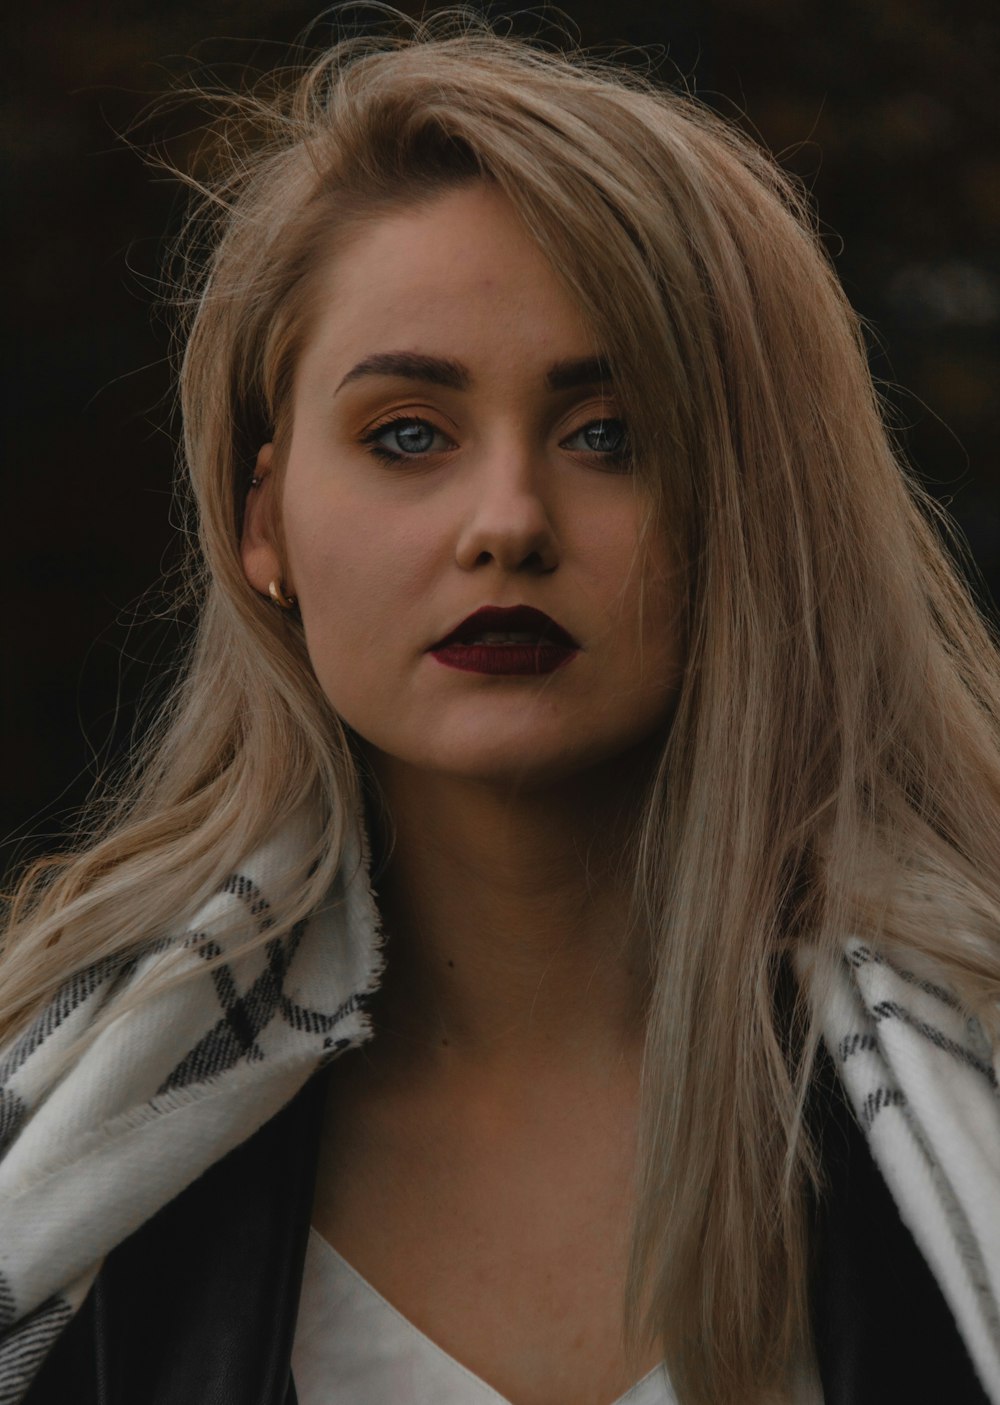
[4, 11, 1000, 1402]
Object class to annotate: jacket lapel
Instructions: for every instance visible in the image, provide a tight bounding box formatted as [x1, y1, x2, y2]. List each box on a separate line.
[809, 1043, 990, 1404]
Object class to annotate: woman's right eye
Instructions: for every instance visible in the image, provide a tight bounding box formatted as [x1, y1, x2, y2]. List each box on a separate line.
[361, 417, 454, 462]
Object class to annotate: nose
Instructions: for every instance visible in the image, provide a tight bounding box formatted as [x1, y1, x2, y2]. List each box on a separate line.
[454, 446, 559, 574]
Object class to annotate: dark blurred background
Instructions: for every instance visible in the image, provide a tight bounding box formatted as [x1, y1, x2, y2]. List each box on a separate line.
[4, 0, 999, 872]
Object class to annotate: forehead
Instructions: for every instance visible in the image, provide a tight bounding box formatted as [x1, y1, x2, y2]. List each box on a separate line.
[294, 183, 598, 388]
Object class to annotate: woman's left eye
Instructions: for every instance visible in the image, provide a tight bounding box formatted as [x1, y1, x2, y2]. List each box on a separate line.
[362, 417, 454, 461]
[561, 418, 630, 463]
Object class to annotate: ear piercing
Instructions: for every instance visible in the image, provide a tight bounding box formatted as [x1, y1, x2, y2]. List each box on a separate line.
[249, 476, 294, 609]
[268, 580, 297, 610]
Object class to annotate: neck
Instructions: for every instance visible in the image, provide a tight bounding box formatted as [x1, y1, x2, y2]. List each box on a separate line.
[357, 741, 655, 1077]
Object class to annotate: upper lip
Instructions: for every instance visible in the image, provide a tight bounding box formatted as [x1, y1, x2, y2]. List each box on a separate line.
[431, 605, 579, 650]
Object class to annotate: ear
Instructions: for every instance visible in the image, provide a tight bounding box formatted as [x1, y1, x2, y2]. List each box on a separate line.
[241, 444, 287, 597]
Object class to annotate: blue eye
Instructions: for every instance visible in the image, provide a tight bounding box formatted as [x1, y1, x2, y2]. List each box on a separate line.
[363, 417, 452, 461]
[562, 418, 630, 462]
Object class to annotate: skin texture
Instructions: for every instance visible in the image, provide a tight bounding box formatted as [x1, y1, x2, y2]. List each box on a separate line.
[242, 183, 680, 1402]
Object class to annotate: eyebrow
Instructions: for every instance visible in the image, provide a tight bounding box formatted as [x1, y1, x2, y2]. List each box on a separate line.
[336, 352, 469, 393]
[334, 351, 612, 394]
[547, 355, 612, 391]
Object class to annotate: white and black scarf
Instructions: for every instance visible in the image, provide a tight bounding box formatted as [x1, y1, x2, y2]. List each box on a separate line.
[0, 807, 997, 1404]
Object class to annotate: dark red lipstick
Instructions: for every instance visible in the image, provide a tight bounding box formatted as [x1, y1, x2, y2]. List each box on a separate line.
[430, 605, 580, 676]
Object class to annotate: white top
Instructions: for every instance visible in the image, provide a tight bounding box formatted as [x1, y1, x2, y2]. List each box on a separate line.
[292, 1227, 677, 1404]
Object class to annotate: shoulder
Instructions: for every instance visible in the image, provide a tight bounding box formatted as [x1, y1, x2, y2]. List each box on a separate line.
[801, 937, 998, 1113]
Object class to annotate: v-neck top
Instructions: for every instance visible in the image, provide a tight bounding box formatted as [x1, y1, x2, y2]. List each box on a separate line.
[291, 1228, 676, 1404]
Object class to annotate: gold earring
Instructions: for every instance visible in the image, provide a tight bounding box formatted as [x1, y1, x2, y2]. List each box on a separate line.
[268, 579, 297, 610]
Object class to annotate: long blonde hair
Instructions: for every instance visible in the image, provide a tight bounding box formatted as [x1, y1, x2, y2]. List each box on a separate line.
[4, 12, 1000, 1402]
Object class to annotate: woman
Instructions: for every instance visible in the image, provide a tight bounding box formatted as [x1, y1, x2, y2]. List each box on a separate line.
[1, 14, 998, 1405]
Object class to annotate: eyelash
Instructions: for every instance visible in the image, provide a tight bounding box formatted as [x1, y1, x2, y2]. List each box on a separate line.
[359, 415, 632, 470]
[360, 417, 454, 464]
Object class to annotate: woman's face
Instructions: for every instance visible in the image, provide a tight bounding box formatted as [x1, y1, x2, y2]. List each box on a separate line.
[243, 182, 683, 789]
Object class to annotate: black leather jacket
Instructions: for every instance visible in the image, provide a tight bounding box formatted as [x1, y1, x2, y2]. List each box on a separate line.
[27, 1053, 988, 1405]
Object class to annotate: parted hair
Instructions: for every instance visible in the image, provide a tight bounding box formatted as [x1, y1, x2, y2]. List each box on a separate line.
[4, 10, 1000, 1403]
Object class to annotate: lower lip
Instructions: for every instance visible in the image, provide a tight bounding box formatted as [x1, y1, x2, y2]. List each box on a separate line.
[430, 643, 579, 675]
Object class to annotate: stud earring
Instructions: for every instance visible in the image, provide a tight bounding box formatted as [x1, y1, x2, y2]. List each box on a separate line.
[268, 580, 297, 610]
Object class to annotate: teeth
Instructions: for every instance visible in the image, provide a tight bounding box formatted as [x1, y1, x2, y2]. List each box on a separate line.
[467, 632, 544, 645]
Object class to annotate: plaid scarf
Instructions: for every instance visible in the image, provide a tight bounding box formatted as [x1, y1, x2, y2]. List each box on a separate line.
[0, 807, 997, 1404]
[0, 805, 384, 1405]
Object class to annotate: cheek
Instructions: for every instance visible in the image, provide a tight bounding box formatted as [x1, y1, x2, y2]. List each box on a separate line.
[610, 530, 685, 694]
[644, 579, 687, 707]
[283, 496, 440, 696]
[589, 512, 677, 632]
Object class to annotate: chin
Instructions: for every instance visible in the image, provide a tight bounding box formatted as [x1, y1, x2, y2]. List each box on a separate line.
[417, 731, 641, 791]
